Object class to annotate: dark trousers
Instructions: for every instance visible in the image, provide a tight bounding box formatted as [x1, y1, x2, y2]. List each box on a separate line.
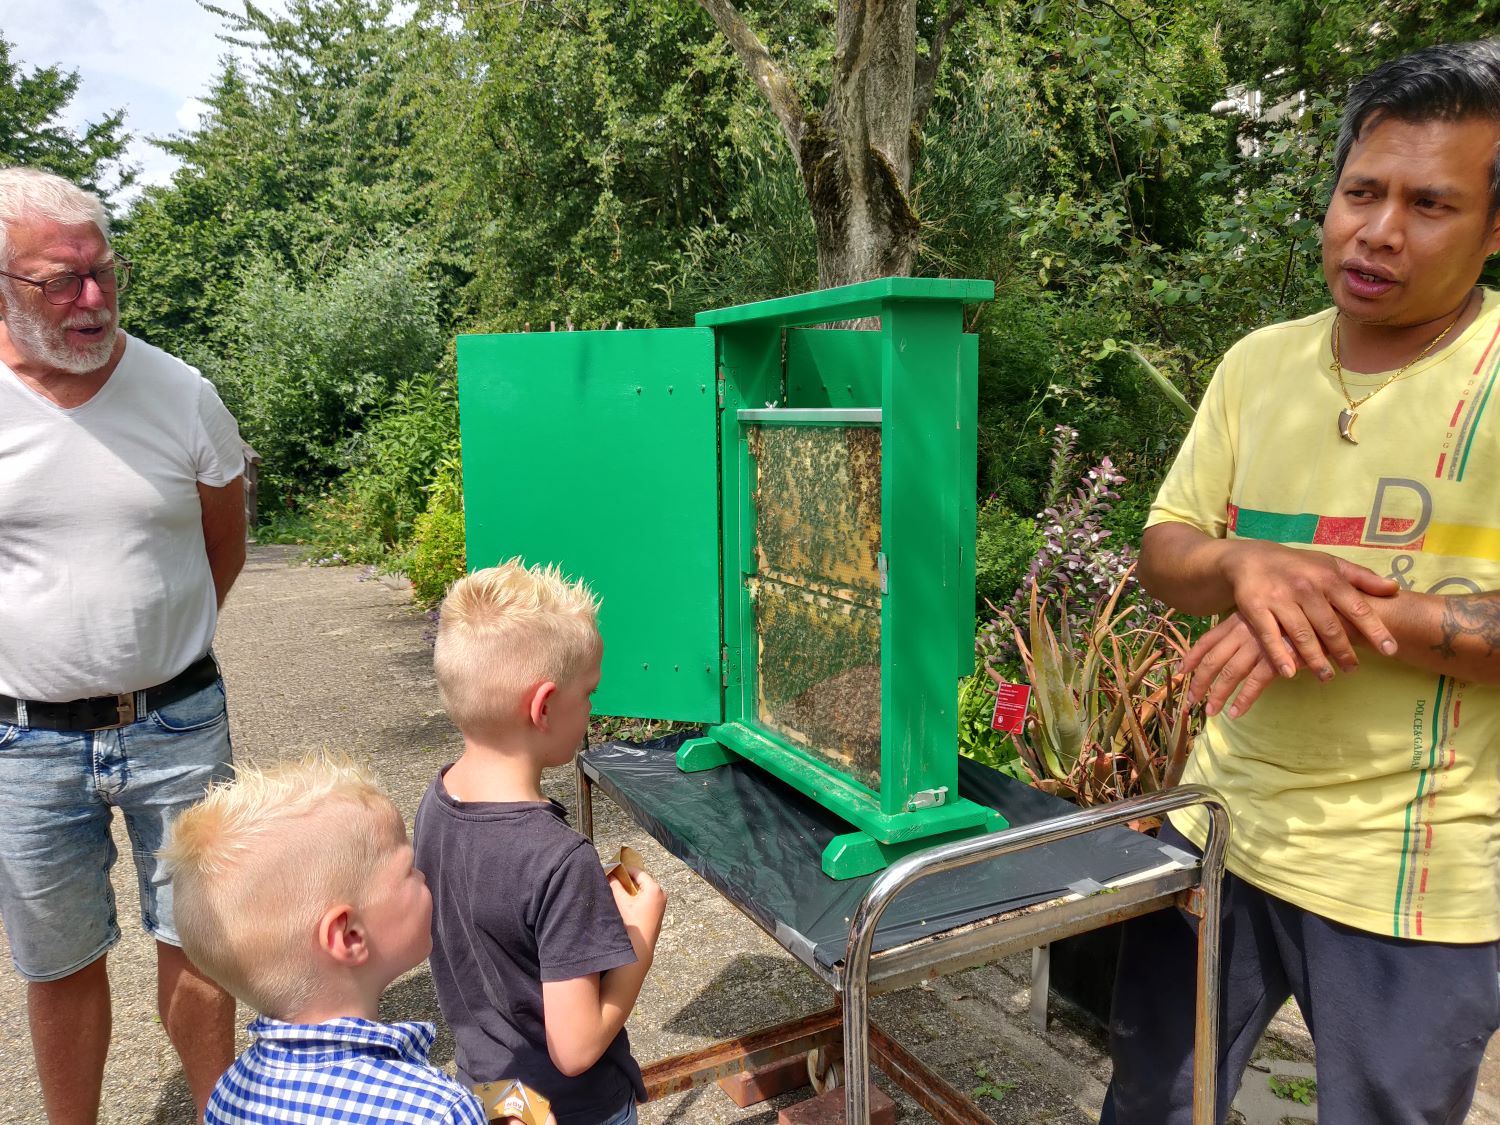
[1101, 824, 1500, 1125]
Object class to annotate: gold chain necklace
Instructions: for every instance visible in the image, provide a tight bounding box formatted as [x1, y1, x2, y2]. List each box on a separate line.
[1330, 294, 1471, 444]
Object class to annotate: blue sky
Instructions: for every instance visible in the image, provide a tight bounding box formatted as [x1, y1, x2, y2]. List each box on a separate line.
[1, 0, 270, 199]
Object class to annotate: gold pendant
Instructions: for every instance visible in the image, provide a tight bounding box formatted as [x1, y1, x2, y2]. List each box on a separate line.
[1338, 407, 1359, 444]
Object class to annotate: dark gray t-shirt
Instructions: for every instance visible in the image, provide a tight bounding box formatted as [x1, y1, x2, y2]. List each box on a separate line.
[414, 769, 644, 1125]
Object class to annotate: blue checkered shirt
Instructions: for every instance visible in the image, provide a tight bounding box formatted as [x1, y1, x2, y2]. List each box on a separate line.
[206, 1016, 489, 1124]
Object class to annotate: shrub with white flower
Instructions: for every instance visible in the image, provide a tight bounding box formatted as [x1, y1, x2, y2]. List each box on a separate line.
[978, 425, 1151, 667]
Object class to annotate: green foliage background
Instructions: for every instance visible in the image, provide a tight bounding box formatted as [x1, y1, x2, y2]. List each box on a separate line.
[0, 39, 132, 201]
[11, 0, 1499, 637]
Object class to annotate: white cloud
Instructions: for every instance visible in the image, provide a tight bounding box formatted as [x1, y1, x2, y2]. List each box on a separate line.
[0, 0, 281, 201]
[175, 97, 211, 133]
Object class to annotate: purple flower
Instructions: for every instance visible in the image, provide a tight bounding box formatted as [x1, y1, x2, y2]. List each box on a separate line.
[980, 425, 1159, 668]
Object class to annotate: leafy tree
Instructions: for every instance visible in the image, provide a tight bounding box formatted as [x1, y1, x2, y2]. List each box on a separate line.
[655, 119, 819, 315]
[400, 445, 465, 605]
[1220, 0, 1500, 107]
[893, 2, 1230, 505]
[208, 243, 446, 513]
[410, 0, 754, 330]
[345, 373, 459, 551]
[94, 0, 1491, 601]
[0, 35, 133, 203]
[118, 0, 437, 356]
[696, 0, 977, 286]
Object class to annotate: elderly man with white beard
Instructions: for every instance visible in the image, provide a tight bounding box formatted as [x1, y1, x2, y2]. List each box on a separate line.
[0, 166, 244, 1124]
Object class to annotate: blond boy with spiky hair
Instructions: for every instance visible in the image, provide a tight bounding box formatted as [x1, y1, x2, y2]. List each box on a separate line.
[416, 560, 666, 1125]
[161, 757, 489, 1125]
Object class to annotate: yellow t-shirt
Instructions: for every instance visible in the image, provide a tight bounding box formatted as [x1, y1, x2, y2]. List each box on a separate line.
[1155, 289, 1500, 943]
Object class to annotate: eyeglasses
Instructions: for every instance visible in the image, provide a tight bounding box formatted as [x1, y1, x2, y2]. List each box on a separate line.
[0, 259, 131, 305]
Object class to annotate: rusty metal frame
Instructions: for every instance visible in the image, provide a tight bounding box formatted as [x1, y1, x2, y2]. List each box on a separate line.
[636, 1004, 1002, 1123]
[867, 1022, 1005, 1125]
[638, 1007, 842, 1101]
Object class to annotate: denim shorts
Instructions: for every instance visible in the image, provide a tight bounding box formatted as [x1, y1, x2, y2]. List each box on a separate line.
[597, 1100, 637, 1125]
[0, 679, 233, 982]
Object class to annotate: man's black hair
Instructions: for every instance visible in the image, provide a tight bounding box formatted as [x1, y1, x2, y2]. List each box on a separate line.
[1335, 39, 1500, 214]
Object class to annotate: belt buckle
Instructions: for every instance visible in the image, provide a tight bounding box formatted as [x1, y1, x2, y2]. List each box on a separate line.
[98, 693, 136, 730]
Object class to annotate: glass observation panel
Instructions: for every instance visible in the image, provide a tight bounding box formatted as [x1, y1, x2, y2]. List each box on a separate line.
[746, 420, 883, 791]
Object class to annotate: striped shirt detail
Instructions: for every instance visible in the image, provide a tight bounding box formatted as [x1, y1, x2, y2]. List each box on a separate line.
[1438, 315, 1500, 481]
[1393, 678, 1463, 938]
[1226, 502, 1500, 564]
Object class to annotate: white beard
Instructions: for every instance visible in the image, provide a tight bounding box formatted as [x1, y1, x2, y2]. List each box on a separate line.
[3, 294, 117, 375]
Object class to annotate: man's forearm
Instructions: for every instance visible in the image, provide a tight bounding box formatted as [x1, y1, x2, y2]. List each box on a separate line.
[199, 478, 247, 608]
[1138, 522, 1240, 614]
[207, 539, 246, 608]
[1371, 591, 1500, 683]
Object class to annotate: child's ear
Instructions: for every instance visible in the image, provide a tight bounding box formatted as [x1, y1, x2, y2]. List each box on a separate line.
[317, 904, 370, 967]
[527, 682, 558, 730]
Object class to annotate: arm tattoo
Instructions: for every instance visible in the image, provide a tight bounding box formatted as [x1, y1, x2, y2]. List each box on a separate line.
[1432, 595, 1500, 659]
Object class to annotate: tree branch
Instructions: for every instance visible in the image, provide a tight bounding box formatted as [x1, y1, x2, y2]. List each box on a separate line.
[695, 0, 806, 158]
[1073, 0, 1156, 58]
[912, 0, 968, 133]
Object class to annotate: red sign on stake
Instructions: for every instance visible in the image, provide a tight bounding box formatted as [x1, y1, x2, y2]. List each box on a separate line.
[990, 680, 1033, 735]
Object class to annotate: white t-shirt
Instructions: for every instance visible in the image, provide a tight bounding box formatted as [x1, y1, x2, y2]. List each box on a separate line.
[0, 334, 245, 701]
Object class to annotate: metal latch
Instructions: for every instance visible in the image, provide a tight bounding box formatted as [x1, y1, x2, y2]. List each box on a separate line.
[906, 786, 948, 811]
[877, 552, 888, 594]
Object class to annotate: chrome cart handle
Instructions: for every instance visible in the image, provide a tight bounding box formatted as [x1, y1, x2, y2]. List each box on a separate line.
[841, 785, 1230, 1125]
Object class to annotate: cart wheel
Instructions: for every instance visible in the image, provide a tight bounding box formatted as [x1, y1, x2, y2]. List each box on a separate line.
[807, 1047, 844, 1094]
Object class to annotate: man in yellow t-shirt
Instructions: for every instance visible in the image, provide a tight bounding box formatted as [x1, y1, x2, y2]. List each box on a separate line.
[1102, 40, 1500, 1125]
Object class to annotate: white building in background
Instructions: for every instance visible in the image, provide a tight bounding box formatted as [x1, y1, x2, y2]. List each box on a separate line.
[1212, 79, 1307, 157]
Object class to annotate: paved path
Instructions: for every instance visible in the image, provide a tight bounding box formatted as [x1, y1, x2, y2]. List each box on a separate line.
[1, 545, 1497, 1123]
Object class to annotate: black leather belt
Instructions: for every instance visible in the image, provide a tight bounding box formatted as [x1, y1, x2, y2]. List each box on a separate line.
[0, 653, 222, 732]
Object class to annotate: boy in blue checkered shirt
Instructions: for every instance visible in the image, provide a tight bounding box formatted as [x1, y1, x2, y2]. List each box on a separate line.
[162, 756, 492, 1125]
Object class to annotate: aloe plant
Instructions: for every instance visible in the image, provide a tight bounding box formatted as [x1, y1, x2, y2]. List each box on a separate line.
[991, 570, 1198, 812]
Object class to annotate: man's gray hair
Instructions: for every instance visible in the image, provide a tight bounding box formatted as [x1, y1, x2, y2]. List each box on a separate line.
[0, 167, 109, 268]
[1335, 40, 1500, 214]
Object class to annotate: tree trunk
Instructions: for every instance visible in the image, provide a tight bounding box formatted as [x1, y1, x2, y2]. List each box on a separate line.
[696, 0, 966, 290]
[807, 0, 920, 288]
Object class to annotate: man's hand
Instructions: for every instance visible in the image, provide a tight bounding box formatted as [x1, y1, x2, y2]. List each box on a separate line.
[1144, 524, 1405, 718]
[1220, 540, 1399, 681]
[1142, 525, 1399, 682]
[1183, 612, 1294, 719]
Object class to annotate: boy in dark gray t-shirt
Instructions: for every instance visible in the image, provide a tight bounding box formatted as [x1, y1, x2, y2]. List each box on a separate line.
[415, 561, 666, 1125]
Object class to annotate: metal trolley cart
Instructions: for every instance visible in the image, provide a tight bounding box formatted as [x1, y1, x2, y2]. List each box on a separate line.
[575, 739, 1229, 1125]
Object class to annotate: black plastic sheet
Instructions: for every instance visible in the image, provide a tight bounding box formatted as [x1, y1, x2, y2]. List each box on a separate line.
[582, 734, 1182, 976]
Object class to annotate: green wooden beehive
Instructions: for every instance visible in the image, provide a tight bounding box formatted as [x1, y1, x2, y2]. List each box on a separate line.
[457, 278, 1005, 878]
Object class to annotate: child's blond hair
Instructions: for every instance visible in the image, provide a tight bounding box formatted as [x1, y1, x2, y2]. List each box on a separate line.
[160, 755, 406, 1019]
[434, 558, 601, 738]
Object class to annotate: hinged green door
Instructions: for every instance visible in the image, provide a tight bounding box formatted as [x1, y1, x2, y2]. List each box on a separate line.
[457, 328, 723, 724]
